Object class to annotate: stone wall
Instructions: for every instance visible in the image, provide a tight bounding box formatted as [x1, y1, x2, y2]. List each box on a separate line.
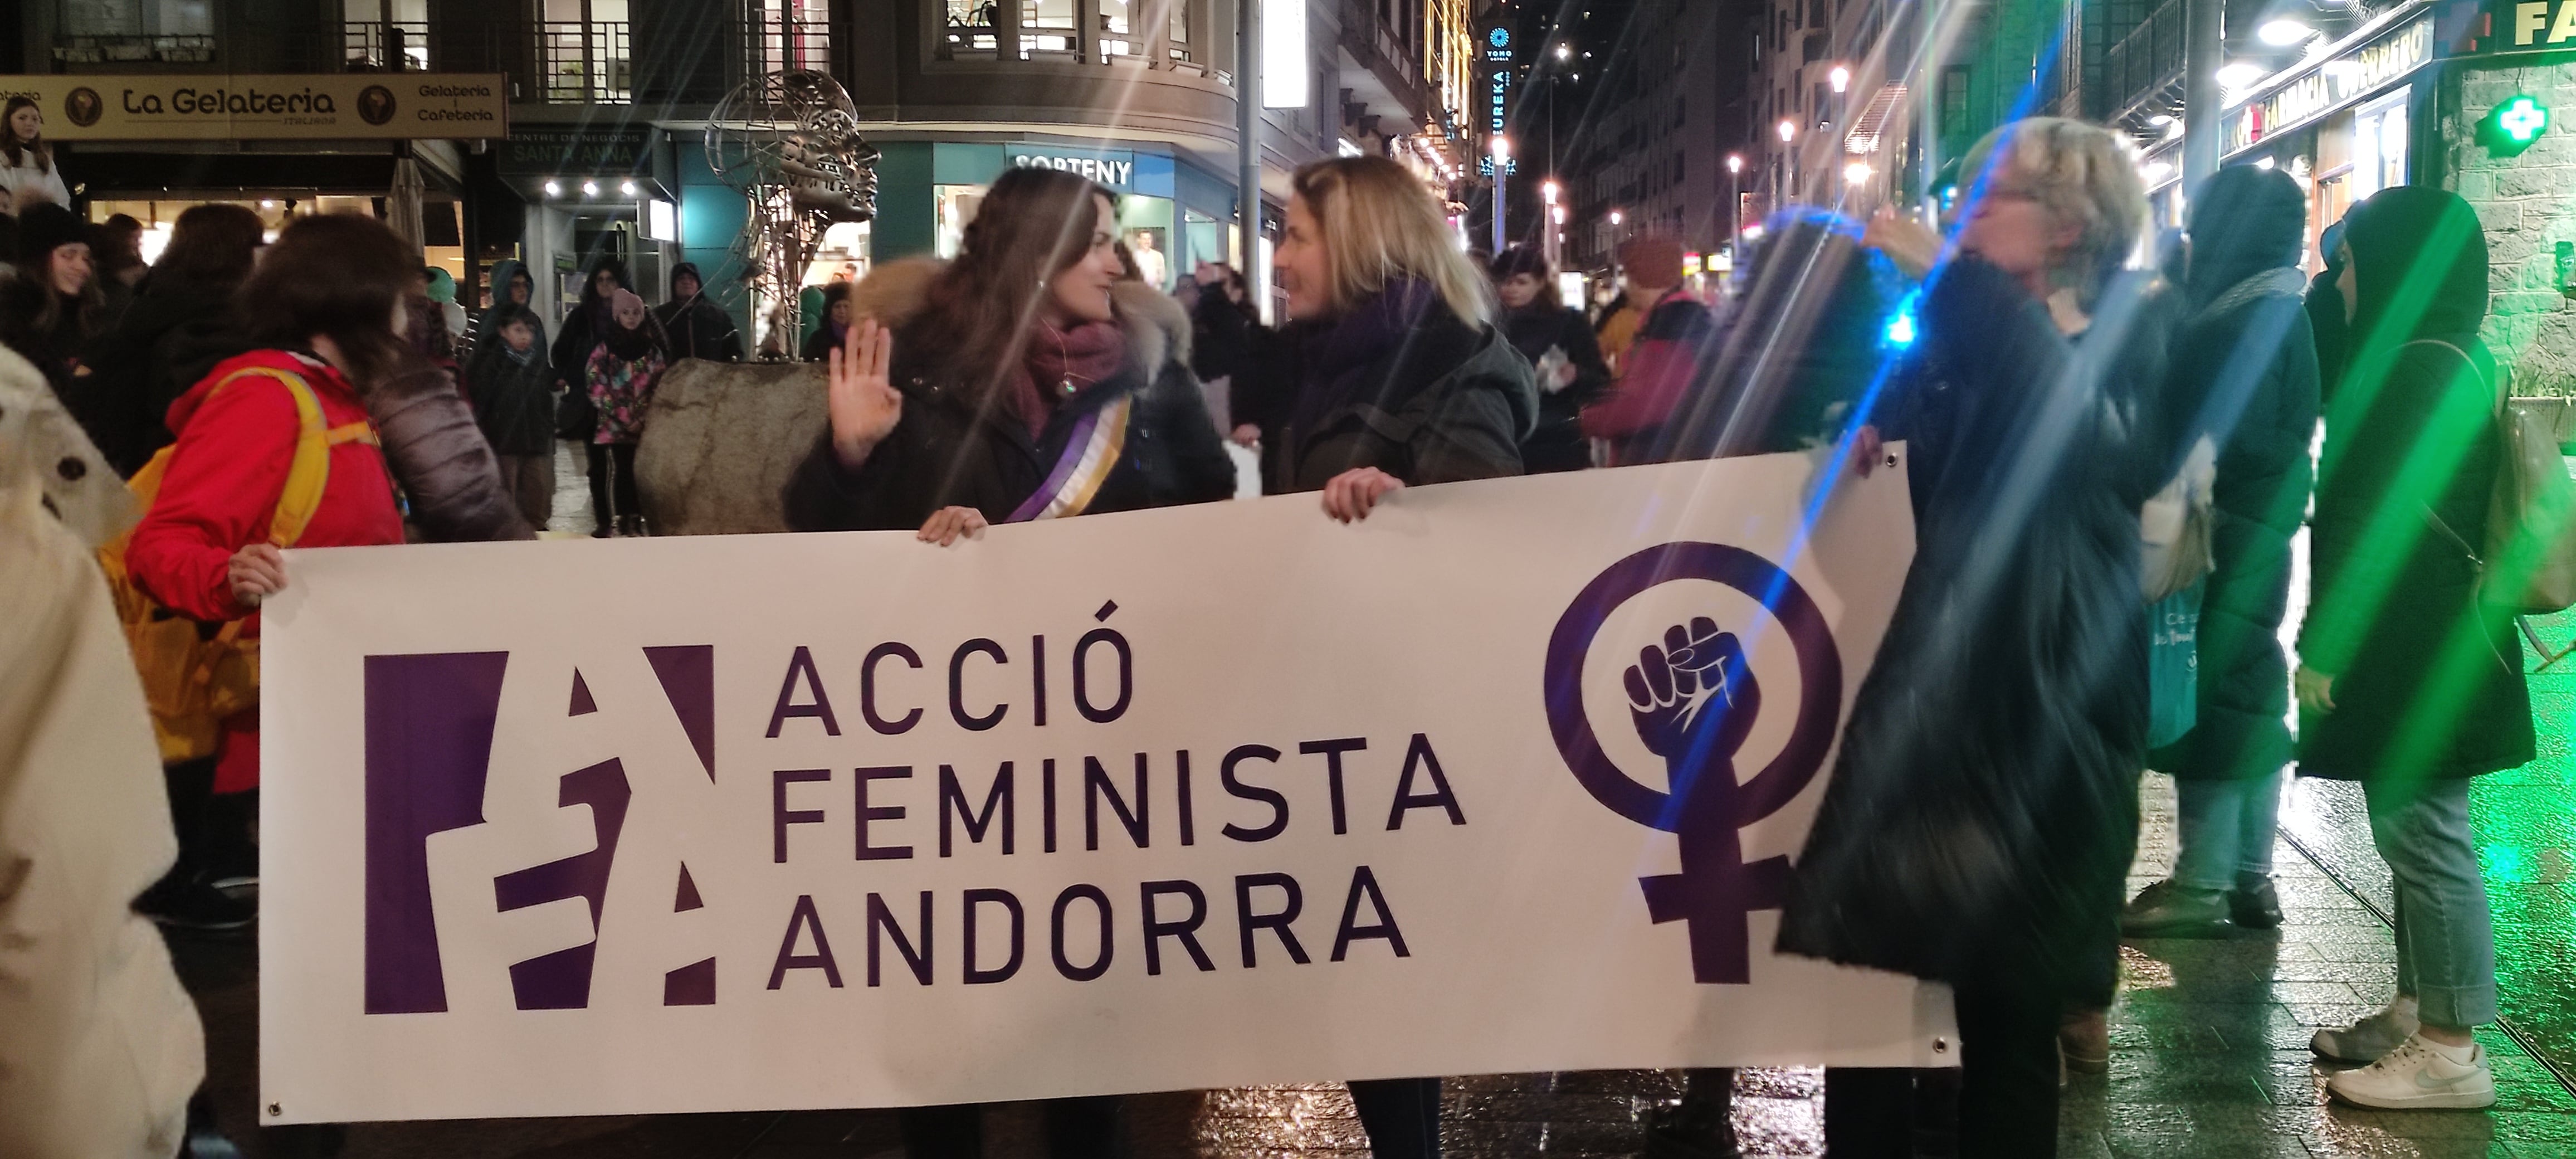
[2449, 62, 2576, 395]
[633, 358, 830, 536]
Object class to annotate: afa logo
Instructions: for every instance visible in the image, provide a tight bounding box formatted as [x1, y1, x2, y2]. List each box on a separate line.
[362, 646, 718, 1015]
[1542, 543, 1841, 985]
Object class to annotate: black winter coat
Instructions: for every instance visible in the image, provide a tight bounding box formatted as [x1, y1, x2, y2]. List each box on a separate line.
[466, 344, 558, 457]
[61, 277, 234, 475]
[1191, 289, 1261, 386]
[0, 279, 91, 400]
[2154, 265, 2319, 782]
[1496, 303, 1608, 473]
[1778, 259, 2165, 1001]
[655, 295, 745, 363]
[1266, 305, 1538, 494]
[784, 275, 1237, 532]
[2297, 187, 2533, 782]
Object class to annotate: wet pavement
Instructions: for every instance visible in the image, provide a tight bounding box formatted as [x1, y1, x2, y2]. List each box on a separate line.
[170, 509, 2576, 1156]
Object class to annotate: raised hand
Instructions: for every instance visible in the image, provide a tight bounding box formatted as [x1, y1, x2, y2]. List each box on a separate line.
[1623, 616, 1762, 766]
[1862, 206, 1943, 279]
[828, 318, 902, 468]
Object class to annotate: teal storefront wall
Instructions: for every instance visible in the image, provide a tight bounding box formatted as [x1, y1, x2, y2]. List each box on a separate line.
[676, 141, 754, 339]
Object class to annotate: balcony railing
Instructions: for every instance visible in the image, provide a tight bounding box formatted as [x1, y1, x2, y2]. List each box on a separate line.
[538, 21, 632, 104]
[52, 33, 217, 65]
[2102, 0, 2183, 114]
[342, 21, 430, 71]
[935, 0, 1207, 71]
[746, 18, 832, 80]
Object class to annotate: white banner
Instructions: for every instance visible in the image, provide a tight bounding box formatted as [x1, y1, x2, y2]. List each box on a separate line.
[260, 455, 1945, 1125]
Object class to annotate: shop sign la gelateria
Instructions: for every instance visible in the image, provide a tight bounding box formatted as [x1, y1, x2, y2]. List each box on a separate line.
[0, 74, 508, 141]
[2224, 14, 2432, 154]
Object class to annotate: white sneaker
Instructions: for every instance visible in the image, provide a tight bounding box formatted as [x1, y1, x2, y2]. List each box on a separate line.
[2312, 996, 2420, 1063]
[2325, 1034, 2495, 1110]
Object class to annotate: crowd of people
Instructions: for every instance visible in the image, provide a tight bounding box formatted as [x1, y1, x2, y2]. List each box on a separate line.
[0, 109, 2540, 1158]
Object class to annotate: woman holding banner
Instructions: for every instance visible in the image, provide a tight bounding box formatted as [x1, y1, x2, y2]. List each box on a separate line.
[1266, 154, 1536, 529]
[783, 165, 1235, 544]
[1254, 153, 1538, 1155]
[782, 164, 1233, 1158]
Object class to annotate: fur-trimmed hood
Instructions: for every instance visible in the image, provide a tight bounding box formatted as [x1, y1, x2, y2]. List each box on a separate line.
[847, 256, 1193, 382]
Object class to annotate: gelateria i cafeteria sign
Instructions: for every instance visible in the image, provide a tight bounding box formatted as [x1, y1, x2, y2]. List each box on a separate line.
[2223, 13, 2431, 154]
[0, 74, 508, 141]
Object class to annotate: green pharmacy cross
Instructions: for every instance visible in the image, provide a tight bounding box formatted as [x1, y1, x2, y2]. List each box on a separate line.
[2481, 95, 2551, 158]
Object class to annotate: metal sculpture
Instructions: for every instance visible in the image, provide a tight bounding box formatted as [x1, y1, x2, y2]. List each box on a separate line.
[705, 69, 879, 358]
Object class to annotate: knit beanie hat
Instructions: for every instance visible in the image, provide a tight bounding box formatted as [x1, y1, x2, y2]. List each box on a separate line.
[424, 266, 457, 304]
[1619, 234, 1687, 290]
[14, 203, 85, 274]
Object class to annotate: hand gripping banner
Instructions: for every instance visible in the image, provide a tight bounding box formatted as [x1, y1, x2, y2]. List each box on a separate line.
[259, 454, 1946, 1124]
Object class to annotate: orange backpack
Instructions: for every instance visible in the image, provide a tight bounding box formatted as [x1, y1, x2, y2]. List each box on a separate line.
[95, 366, 379, 763]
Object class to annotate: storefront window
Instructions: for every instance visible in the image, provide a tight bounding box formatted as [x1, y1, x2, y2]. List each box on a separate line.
[936, 184, 986, 259]
[804, 221, 871, 286]
[2352, 90, 2408, 202]
[1183, 208, 1223, 281]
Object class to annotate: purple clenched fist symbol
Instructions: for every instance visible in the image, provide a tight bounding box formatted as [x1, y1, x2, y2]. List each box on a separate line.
[1625, 615, 1788, 985]
[1623, 616, 1761, 768]
[1544, 543, 1844, 988]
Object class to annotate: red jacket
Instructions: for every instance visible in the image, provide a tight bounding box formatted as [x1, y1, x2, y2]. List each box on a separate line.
[126, 349, 404, 791]
[1579, 288, 1716, 461]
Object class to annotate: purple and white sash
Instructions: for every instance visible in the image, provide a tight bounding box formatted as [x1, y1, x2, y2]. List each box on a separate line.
[1004, 396, 1134, 522]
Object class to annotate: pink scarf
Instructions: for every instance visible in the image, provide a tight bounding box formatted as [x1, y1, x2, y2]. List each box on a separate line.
[1004, 320, 1125, 438]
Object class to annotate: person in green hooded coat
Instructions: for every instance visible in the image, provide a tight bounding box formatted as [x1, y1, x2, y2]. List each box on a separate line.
[2295, 186, 2531, 1112]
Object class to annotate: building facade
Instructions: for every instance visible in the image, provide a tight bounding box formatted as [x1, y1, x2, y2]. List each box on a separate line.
[12, 0, 1474, 340]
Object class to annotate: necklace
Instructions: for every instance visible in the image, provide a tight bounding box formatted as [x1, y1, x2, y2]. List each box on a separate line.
[1046, 322, 1098, 397]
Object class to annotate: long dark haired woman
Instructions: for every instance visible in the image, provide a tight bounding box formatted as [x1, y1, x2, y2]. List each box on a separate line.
[784, 165, 1234, 1158]
[1489, 245, 1607, 473]
[70, 202, 267, 474]
[0, 95, 70, 212]
[0, 203, 101, 397]
[1266, 155, 1535, 527]
[786, 164, 1234, 543]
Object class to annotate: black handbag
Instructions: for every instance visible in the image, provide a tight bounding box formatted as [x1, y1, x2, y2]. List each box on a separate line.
[552, 386, 596, 441]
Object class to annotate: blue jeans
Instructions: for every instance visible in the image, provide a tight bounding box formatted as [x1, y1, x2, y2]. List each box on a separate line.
[2172, 770, 2284, 892]
[2367, 777, 2498, 1029]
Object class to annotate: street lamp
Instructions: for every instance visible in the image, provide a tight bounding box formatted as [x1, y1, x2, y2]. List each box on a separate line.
[1828, 65, 1850, 94]
[1777, 119, 1796, 143]
[1491, 135, 1511, 254]
[1541, 181, 1562, 265]
[1554, 42, 1570, 61]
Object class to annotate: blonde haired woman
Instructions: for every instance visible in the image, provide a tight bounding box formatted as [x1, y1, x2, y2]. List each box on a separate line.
[1265, 154, 1536, 520]
[1779, 117, 2171, 1156]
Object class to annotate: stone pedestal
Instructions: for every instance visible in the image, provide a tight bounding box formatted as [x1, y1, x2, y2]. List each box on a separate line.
[634, 358, 829, 536]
